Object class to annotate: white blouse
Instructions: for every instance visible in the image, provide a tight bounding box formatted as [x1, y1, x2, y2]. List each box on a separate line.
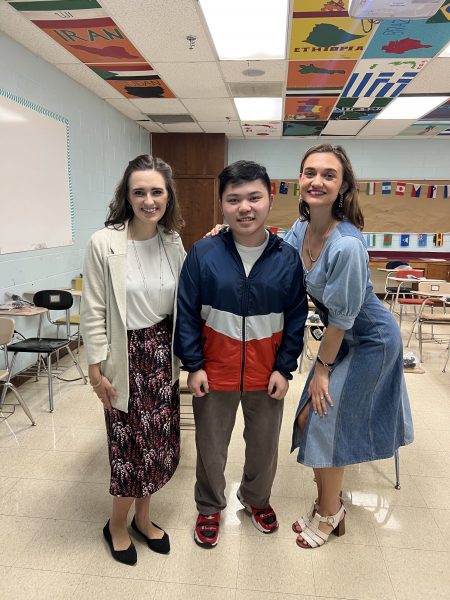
[126, 235, 175, 330]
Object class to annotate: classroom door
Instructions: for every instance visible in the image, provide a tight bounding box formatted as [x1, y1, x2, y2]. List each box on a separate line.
[175, 177, 219, 251]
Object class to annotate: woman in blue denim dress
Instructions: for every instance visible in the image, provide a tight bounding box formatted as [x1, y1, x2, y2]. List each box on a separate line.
[284, 144, 413, 549]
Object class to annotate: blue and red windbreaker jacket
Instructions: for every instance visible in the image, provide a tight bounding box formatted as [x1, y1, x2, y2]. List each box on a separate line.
[174, 229, 308, 392]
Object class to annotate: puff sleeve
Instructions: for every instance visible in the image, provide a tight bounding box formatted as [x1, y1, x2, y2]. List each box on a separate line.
[322, 236, 369, 330]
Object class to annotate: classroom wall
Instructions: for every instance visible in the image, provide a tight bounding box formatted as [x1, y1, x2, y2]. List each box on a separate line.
[228, 139, 450, 253]
[0, 32, 149, 368]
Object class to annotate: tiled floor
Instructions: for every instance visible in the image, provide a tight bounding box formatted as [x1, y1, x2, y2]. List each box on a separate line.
[0, 311, 449, 599]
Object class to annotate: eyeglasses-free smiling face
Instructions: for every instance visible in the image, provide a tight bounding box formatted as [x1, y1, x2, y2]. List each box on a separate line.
[220, 179, 273, 246]
[300, 152, 348, 210]
[128, 169, 169, 230]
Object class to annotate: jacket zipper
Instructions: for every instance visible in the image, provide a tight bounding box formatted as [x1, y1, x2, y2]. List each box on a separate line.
[240, 276, 249, 395]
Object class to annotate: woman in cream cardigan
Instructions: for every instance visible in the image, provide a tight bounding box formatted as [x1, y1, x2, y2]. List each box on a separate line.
[81, 155, 185, 565]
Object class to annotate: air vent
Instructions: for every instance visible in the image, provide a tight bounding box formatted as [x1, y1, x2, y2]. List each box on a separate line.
[228, 82, 283, 98]
[146, 114, 195, 124]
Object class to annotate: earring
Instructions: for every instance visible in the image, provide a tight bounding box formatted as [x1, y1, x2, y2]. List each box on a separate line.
[338, 193, 344, 210]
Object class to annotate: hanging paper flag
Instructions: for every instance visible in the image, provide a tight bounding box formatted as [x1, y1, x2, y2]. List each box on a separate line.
[279, 181, 288, 195]
[365, 234, 376, 248]
[366, 182, 376, 195]
[427, 185, 437, 198]
[443, 185, 449, 199]
[400, 234, 410, 247]
[383, 234, 392, 247]
[268, 226, 279, 235]
[396, 182, 406, 196]
[433, 233, 444, 247]
[382, 182, 391, 195]
[293, 182, 300, 196]
[417, 233, 428, 247]
[270, 182, 276, 196]
[411, 184, 421, 198]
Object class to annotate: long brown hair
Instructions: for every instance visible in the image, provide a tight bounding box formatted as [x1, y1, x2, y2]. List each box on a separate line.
[299, 144, 364, 230]
[105, 154, 184, 233]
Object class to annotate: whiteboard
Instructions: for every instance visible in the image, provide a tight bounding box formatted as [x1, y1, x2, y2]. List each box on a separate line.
[0, 89, 74, 254]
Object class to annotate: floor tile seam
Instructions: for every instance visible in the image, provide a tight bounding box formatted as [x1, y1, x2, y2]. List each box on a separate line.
[156, 576, 238, 590]
[4, 563, 89, 577]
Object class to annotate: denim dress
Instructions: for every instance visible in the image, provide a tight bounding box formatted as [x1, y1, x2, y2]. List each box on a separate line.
[285, 219, 414, 468]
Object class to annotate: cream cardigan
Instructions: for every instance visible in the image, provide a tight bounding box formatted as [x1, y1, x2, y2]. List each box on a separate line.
[80, 221, 185, 413]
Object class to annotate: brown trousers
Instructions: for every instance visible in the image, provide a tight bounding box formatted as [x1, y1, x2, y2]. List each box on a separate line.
[193, 390, 284, 515]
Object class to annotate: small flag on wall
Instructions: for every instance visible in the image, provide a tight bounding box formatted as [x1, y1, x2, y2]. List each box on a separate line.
[427, 185, 437, 198]
[400, 234, 410, 247]
[433, 233, 444, 247]
[271, 182, 276, 196]
[364, 234, 376, 248]
[396, 182, 406, 196]
[382, 182, 391, 195]
[411, 184, 421, 198]
[444, 185, 449, 199]
[366, 182, 376, 195]
[418, 234, 428, 247]
[383, 234, 392, 247]
[293, 183, 300, 196]
[279, 181, 288, 195]
[268, 226, 279, 235]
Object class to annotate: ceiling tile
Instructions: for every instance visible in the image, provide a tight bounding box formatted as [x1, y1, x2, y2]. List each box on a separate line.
[57, 64, 124, 99]
[101, 0, 217, 63]
[0, 0, 79, 64]
[220, 60, 287, 82]
[128, 98, 189, 114]
[137, 121, 166, 132]
[151, 62, 228, 98]
[399, 58, 450, 94]
[106, 98, 145, 120]
[357, 119, 416, 137]
[182, 98, 238, 121]
[321, 120, 367, 136]
[199, 121, 244, 136]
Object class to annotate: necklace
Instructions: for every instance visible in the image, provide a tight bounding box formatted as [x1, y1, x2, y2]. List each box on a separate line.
[130, 225, 164, 314]
[306, 220, 335, 263]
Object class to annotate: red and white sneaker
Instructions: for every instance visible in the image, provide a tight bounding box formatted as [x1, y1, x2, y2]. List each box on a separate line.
[237, 491, 279, 534]
[194, 512, 220, 548]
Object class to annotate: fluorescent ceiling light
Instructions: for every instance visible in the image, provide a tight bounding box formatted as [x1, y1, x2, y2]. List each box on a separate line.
[234, 98, 282, 120]
[439, 40, 450, 57]
[199, 0, 288, 60]
[376, 96, 449, 120]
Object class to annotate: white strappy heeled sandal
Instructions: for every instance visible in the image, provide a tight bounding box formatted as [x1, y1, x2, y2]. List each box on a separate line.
[296, 503, 346, 549]
[292, 501, 318, 534]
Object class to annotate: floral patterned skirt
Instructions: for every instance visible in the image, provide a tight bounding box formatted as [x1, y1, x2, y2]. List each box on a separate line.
[105, 319, 180, 497]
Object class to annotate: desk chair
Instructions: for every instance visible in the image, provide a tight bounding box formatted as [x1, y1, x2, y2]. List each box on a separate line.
[0, 317, 35, 425]
[7, 290, 87, 412]
[406, 282, 450, 364]
[390, 269, 431, 324]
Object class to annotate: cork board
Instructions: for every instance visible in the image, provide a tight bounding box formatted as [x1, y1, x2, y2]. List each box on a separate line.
[269, 180, 450, 233]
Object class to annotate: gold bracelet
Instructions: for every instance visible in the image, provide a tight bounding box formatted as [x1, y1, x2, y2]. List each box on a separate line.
[91, 376, 103, 389]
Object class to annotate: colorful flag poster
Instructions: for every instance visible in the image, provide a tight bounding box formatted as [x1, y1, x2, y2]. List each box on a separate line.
[366, 182, 376, 195]
[400, 234, 410, 247]
[411, 184, 421, 198]
[396, 182, 406, 196]
[293, 183, 300, 196]
[383, 234, 392, 247]
[279, 181, 289, 195]
[286, 60, 356, 95]
[443, 185, 449, 199]
[418, 234, 428, 247]
[382, 182, 391, 195]
[271, 182, 276, 196]
[433, 233, 444, 247]
[427, 185, 437, 198]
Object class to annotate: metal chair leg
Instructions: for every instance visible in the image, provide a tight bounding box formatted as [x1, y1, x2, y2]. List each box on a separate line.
[67, 348, 87, 384]
[394, 449, 400, 490]
[9, 384, 36, 425]
[47, 354, 54, 412]
[443, 344, 450, 373]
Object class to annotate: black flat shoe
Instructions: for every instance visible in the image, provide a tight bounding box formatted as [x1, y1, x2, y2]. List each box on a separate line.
[103, 521, 137, 565]
[131, 516, 170, 554]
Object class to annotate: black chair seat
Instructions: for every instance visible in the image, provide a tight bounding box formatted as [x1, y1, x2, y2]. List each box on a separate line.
[8, 338, 70, 353]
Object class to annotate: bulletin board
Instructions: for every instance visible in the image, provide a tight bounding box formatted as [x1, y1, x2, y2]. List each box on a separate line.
[0, 89, 74, 254]
[269, 179, 450, 233]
